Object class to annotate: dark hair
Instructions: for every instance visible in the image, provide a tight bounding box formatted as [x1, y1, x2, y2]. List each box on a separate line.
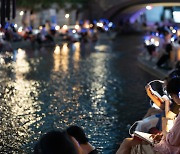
[66, 126, 88, 144]
[34, 130, 78, 154]
[166, 77, 180, 96]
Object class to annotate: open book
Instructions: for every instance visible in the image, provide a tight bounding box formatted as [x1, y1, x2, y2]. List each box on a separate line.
[133, 131, 154, 145]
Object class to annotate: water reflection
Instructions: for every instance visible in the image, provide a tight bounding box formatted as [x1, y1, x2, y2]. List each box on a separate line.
[14, 48, 30, 77]
[95, 45, 111, 52]
[1, 48, 42, 152]
[73, 42, 80, 70]
[0, 35, 154, 153]
[53, 45, 61, 72]
[90, 53, 107, 113]
[1, 42, 119, 153]
[52, 43, 70, 73]
[53, 43, 81, 73]
[60, 43, 69, 73]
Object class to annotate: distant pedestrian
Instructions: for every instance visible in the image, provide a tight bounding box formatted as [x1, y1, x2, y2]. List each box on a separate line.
[156, 32, 172, 69]
[30, 10, 36, 28]
[22, 10, 29, 28]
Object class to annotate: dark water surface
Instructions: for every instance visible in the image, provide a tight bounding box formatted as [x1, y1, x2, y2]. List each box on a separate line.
[0, 34, 155, 153]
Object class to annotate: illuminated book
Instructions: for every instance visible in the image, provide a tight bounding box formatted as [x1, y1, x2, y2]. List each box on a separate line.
[133, 131, 154, 145]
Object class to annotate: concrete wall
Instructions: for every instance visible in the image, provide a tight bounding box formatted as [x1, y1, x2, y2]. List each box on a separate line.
[145, 6, 163, 24]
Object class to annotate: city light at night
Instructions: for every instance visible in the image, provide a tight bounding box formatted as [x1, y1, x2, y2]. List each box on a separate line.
[0, 0, 180, 153]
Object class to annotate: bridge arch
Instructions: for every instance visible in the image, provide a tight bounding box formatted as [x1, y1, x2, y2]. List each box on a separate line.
[103, 0, 180, 23]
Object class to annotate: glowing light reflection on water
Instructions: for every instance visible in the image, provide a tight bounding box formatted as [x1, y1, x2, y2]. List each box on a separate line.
[0, 36, 154, 153]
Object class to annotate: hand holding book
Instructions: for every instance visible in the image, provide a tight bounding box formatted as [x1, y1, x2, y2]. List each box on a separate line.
[150, 132, 163, 144]
[133, 131, 154, 145]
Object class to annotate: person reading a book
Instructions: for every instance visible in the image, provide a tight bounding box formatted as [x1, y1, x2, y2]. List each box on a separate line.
[136, 70, 180, 134]
[116, 77, 180, 154]
[144, 69, 180, 119]
[135, 79, 176, 134]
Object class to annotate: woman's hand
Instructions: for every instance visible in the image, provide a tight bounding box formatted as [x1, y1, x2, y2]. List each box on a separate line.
[150, 132, 163, 144]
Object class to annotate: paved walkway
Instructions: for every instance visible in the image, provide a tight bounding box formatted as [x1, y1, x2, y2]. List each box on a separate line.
[137, 55, 169, 79]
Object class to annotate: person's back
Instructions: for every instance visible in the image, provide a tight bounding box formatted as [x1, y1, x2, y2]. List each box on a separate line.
[34, 130, 78, 154]
[67, 126, 98, 154]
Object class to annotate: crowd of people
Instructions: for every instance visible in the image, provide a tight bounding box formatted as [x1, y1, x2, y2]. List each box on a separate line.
[0, 15, 115, 66]
[0, 13, 115, 52]
[0, 21, 98, 50]
[143, 22, 180, 70]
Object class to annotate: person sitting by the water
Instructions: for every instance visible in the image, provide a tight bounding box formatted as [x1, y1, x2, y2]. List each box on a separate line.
[67, 125, 98, 154]
[135, 81, 174, 133]
[36, 25, 54, 46]
[135, 69, 180, 134]
[133, 79, 167, 134]
[144, 79, 166, 118]
[34, 130, 84, 154]
[156, 32, 172, 69]
[116, 77, 180, 154]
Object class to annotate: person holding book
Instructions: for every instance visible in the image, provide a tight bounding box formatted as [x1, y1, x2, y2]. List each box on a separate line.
[135, 77, 178, 134]
[116, 77, 180, 154]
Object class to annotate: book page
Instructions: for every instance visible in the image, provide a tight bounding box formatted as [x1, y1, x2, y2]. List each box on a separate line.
[134, 131, 153, 145]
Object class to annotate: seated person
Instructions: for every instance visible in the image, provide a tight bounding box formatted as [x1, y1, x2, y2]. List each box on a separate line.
[136, 70, 180, 133]
[135, 95, 177, 134]
[135, 80, 168, 133]
[67, 126, 98, 154]
[116, 77, 180, 154]
[34, 130, 84, 154]
[156, 32, 172, 69]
